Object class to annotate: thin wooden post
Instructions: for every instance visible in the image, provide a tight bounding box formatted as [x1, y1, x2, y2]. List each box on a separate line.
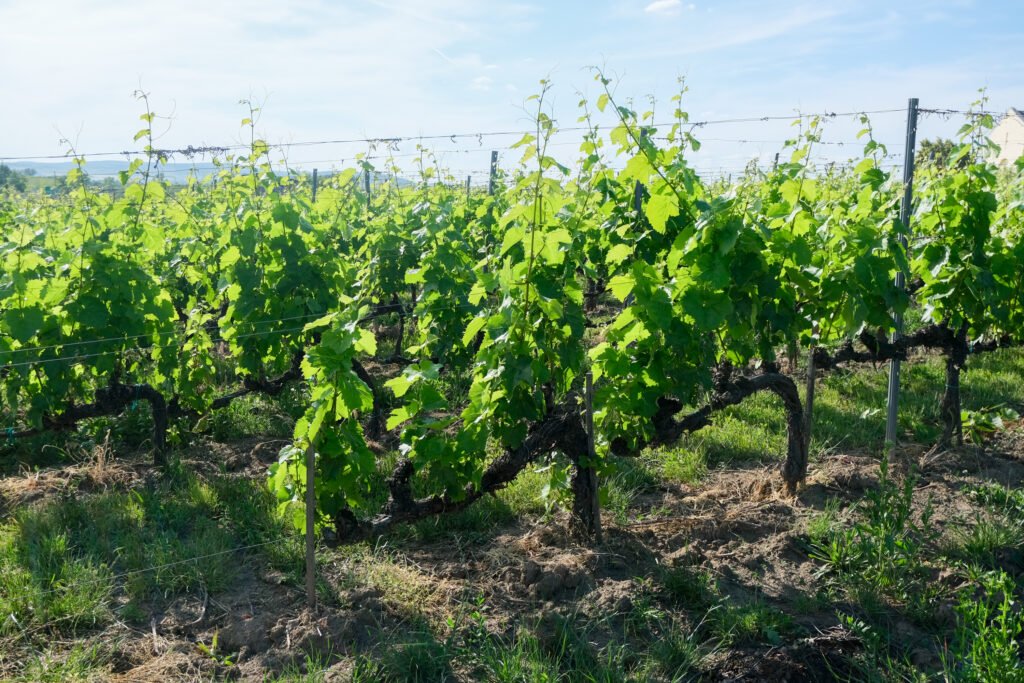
[772, 152, 780, 170]
[488, 151, 498, 195]
[311, 168, 318, 203]
[885, 98, 919, 448]
[304, 443, 317, 609]
[466, 175, 471, 201]
[364, 169, 371, 209]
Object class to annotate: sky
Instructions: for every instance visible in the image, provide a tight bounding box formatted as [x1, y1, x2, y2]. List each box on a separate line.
[1, 0, 1022, 180]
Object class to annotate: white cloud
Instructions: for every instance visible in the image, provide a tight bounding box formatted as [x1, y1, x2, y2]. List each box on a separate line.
[471, 76, 494, 91]
[644, 0, 682, 16]
[0, 0, 535, 164]
[0, 0, 1019, 178]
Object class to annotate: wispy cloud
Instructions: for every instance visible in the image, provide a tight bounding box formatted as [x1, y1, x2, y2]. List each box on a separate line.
[471, 76, 493, 91]
[0, 0, 1019, 175]
[644, 0, 687, 15]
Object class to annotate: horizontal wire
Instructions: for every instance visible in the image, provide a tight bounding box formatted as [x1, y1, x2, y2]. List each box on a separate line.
[0, 296, 496, 370]
[0, 107, 914, 162]
[0, 312, 327, 359]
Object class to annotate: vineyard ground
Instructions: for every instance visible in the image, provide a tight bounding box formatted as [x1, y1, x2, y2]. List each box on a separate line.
[1, 349, 1023, 681]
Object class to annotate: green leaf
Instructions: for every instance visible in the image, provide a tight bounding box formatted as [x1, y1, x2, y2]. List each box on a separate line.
[620, 155, 654, 184]
[385, 374, 413, 398]
[646, 193, 679, 234]
[354, 328, 377, 355]
[303, 313, 338, 333]
[386, 406, 411, 430]
[606, 243, 633, 266]
[501, 226, 525, 257]
[608, 274, 634, 302]
[462, 316, 487, 347]
[4, 307, 44, 343]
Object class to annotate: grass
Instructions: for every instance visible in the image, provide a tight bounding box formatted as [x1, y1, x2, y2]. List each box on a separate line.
[708, 597, 795, 646]
[0, 463, 300, 639]
[940, 483, 1024, 572]
[645, 348, 1024, 485]
[263, 651, 335, 682]
[1, 347, 1023, 680]
[942, 514, 1024, 569]
[946, 569, 1024, 681]
[602, 456, 663, 524]
[348, 611, 637, 682]
[10, 643, 107, 683]
[805, 496, 843, 545]
[803, 454, 1024, 679]
[809, 458, 937, 599]
[195, 386, 307, 443]
[329, 586, 714, 682]
[658, 564, 716, 610]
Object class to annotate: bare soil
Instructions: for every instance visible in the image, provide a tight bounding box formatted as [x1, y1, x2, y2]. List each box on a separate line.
[3, 424, 1024, 681]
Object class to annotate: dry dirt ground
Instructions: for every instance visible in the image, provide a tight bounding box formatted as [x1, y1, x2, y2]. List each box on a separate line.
[2, 426, 1023, 681]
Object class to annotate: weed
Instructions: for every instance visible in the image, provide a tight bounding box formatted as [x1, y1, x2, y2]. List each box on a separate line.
[806, 497, 842, 545]
[707, 597, 795, 646]
[944, 570, 1024, 681]
[196, 630, 236, 667]
[943, 514, 1024, 570]
[659, 564, 716, 609]
[375, 629, 453, 682]
[263, 650, 333, 682]
[969, 482, 1024, 515]
[836, 615, 928, 682]
[12, 642, 106, 682]
[960, 405, 1019, 445]
[810, 458, 935, 601]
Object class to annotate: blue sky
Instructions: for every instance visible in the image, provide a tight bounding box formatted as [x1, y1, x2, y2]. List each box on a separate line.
[1, 0, 1021, 177]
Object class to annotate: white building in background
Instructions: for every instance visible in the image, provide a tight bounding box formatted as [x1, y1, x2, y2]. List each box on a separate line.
[990, 108, 1024, 165]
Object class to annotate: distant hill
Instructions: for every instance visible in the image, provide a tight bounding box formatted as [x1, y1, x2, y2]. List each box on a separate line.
[5, 160, 220, 183]
[4, 161, 410, 187]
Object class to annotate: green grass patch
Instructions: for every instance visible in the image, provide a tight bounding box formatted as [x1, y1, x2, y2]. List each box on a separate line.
[0, 466, 298, 635]
[708, 597, 796, 646]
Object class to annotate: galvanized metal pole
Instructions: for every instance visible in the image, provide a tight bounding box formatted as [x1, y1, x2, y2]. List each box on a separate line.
[304, 443, 317, 609]
[804, 348, 816, 452]
[885, 98, 919, 447]
[584, 372, 602, 544]
[633, 127, 647, 215]
[625, 129, 648, 308]
[488, 151, 498, 195]
[364, 169, 371, 209]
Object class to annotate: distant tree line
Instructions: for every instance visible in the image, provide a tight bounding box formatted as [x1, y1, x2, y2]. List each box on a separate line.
[0, 164, 35, 192]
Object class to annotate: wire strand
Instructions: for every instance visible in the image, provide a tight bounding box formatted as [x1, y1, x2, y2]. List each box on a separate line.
[0, 107, 915, 162]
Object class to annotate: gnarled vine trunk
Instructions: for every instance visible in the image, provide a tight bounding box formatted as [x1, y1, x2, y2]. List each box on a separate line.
[939, 324, 969, 447]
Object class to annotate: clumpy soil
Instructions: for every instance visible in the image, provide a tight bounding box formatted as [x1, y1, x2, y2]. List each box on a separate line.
[3, 426, 1023, 681]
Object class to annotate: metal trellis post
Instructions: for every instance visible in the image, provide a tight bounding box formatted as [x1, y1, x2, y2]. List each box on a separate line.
[488, 151, 498, 195]
[884, 98, 920, 448]
[305, 443, 317, 609]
